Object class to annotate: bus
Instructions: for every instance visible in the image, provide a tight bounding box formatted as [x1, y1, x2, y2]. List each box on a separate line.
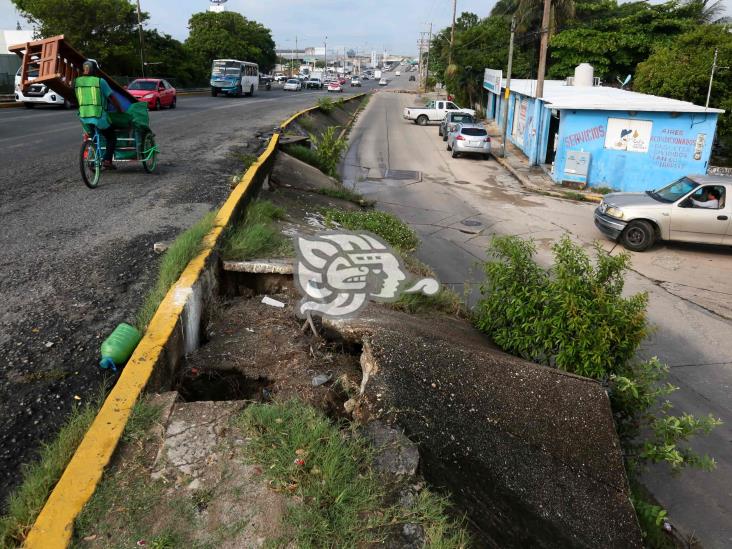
[210, 59, 259, 97]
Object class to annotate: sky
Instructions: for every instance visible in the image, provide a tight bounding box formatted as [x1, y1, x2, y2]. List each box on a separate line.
[1, 0, 731, 57]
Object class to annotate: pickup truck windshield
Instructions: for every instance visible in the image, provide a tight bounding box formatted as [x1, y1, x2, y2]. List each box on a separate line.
[447, 102, 458, 109]
[650, 177, 699, 203]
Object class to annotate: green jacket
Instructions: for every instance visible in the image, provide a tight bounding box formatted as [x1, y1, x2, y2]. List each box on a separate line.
[75, 75, 105, 119]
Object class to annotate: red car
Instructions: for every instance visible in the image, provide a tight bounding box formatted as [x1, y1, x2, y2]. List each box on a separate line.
[338, 77, 347, 85]
[126, 78, 177, 110]
[327, 81, 343, 93]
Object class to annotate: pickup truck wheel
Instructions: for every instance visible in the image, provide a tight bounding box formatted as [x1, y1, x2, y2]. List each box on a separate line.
[416, 115, 428, 126]
[621, 220, 655, 252]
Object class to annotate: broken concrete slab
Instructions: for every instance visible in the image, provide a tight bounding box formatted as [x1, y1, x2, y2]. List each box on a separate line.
[325, 307, 642, 548]
[271, 151, 340, 192]
[223, 258, 294, 275]
[361, 420, 420, 478]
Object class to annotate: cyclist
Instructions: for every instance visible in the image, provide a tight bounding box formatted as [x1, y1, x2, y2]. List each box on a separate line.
[75, 60, 123, 169]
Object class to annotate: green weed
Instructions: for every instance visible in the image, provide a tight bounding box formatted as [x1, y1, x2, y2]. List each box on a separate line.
[391, 287, 465, 317]
[308, 127, 348, 178]
[314, 187, 373, 206]
[122, 399, 163, 444]
[592, 186, 615, 195]
[297, 113, 315, 132]
[222, 200, 291, 260]
[317, 97, 335, 114]
[136, 212, 216, 330]
[245, 200, 285, 225]
[323, 208, 419, 253]
[237, 400, 469, 547]
[0, 402, 100, 547]
[284, 144, 322, 171]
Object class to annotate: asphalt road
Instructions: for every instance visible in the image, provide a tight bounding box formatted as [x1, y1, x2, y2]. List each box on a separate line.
[0, 79, 377, 509]
[344, 73, 732, 547]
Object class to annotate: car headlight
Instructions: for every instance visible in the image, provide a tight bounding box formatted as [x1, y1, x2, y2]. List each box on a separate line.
[605, 207, 624, 219]
[143, 93, 155, 99]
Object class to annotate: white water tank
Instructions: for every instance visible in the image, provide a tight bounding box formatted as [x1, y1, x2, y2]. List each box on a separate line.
[574, 63, 594, 87]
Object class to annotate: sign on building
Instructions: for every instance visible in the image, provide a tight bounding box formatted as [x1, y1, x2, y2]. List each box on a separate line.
[604, 118, 652, 153]
[483, 68, 502, 93]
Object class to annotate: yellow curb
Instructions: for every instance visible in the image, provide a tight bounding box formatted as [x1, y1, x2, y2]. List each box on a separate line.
[24, 90, 369, 548]
[0, 102, 22, 109]
[23, 133, 279, 549]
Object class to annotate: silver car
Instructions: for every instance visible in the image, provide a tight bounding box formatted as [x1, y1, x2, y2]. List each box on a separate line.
[446, 123, 491, 159]
[439, 111, 476, 141]
[594, 175, 732, 251]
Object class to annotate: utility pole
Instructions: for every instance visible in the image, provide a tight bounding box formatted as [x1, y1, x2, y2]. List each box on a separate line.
[426, 22, 433, 89]
[707, 48, 718, 108]
[448, 0, 457, 66]
[324, 36, 327, 74]
[136, 0, 146, 77]
[501, 15, 517, 158]
[535, 0, 551, 98]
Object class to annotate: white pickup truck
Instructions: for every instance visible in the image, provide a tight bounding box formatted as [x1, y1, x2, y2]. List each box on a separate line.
[403, 100, 475, 126]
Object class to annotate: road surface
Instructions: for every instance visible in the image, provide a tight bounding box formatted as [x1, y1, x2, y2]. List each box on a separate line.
[343, 73, 732, 548]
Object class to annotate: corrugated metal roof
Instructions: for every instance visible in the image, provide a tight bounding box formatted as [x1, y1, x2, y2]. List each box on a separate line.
[503, 79, 724, 114]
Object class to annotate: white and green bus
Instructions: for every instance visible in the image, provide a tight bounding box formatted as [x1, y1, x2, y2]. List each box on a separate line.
[210, 59, 259, 97]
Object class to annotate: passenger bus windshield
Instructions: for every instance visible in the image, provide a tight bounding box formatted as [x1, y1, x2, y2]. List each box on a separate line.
[128, 81, 157, 91]
[650, 177, 699, 203]
[212, 61, 241, 77]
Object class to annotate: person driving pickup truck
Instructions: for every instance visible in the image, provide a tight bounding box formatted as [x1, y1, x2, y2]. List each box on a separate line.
[690, 187, 721, 209]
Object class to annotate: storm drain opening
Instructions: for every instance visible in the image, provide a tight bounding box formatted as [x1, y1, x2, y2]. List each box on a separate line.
[459, 219, 483, 234]
[177, 368, 273, 402]
[383, 169, 422, 181]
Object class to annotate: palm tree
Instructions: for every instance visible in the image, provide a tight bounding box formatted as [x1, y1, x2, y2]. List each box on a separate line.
[682, 0, 727, 24]
[491, 0, 575, 35]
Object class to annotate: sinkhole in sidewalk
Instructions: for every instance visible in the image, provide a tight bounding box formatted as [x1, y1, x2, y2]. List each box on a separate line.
[177, 368, 273, 402]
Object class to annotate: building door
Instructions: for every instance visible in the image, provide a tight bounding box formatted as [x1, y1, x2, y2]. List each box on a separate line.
[545, 110, 561, 164]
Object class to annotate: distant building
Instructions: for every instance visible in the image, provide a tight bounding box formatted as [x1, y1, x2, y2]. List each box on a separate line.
[483, 64, 724, 192]
[209, 0, 227, 13]
[0, 29, 34, 93]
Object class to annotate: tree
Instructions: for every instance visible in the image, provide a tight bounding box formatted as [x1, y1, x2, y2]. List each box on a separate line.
[635, 24, 732, 153]
[12, 0, 142, 74]
[185, 12, 277, 74]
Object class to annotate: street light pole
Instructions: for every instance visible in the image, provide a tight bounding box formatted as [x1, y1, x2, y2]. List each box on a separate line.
[324, 36, 327, 75]
[136, 0, 146, 77]
[448, 0, 457, 67]
[501, 16, 516, 158]
[535, 0, 551, 99]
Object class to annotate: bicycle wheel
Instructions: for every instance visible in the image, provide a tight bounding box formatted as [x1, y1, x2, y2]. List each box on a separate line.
[80, 140, 101, 188]
[142, 132, 158, 173]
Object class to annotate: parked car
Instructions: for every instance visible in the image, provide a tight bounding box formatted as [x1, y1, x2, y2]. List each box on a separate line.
[338, 77, 347, 85]
[362, 74, 370, 81]
[283, 78, 302, 91]
[126, 78, 176, 110]
[403, 99, 475, 125]
[594, 175, 732, 251]
[327, 81, 343, 93]
[306, 78, 323, 89]
[350, 77, 361, 87]
[14, 66, 71, 108]
[446, 123, 490, 159]
[440, 111, 476, 141]
[395, 70, 401, 76]
[379, 78, 388, 86]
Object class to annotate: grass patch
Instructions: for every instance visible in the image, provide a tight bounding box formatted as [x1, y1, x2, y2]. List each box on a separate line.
[122, 399, 163, 444]
[0, 401, 100, 548]
[135, 212, 216, 331]
[297, 113, 315, 132]
[323, 208, 419, 253]
[390, 287, 465, 317]
[316, 97, 335, 114]
[313, 187, 374, 207]
[284, 144, 323, 172]
[562, 191, 589, 202]
[237, 400, 469, 547]
[222, 200, 291, 260]
[592, 186, 614, 195]
[234, 152, 258, 171]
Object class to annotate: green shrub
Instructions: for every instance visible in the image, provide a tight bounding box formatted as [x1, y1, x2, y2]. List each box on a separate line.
[334, 97, 346, 110]
[222, 200, 290, 260]
[308, 127, 348, 178]
[317, 96, 335, 114]
[297, 113, 315, 132]
[323, 208, 419, 253]
[284, 144, 323, 172]
[474, 235, 720, 474]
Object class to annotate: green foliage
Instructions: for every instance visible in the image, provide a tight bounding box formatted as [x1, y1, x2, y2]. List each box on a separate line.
[475, 235, 721, 474]
[314, 187, 374, 206]
[323, 209, 419, 254]
[297, 113, 315, 132]
[391, 288, 465, 317]
[136, 212, 216, 330]
[237, 400, 470, 547]
[284, 144, 322, 171]
[308, 127, 349, 178]
[631, 487, 674, 548]
[0, 401, 99, 547]
[317, 97, 335, 114]
[222, 200, 290, 260]
[122, 399, 162, 444]
[185, 11, 277, 72]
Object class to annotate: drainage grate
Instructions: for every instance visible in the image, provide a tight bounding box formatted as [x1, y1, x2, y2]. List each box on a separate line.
[384, 169, 421, 180]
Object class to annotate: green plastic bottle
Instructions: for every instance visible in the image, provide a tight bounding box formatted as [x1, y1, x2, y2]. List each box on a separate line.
[99, 323, 142, 372]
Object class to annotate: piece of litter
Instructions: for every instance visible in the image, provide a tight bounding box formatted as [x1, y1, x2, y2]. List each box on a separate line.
[261, 296, 285, 308]
[246, 328, 255, 333]
[311, 372, 333, 387]
[45, 341, 54, 348]
[73, 395, 81, 400]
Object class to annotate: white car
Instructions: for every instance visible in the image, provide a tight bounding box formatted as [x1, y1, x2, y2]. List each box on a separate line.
[283, 78, 302, 91]
[395, 71, 401, 76]
[379, 78, 388, 86]
[14, 66, 70, 108]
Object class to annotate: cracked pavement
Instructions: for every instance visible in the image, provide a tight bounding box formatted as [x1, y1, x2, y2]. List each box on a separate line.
[344, 79, 732, 548]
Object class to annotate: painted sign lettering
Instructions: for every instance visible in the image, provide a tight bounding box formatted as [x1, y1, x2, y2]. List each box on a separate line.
[564, 125, 605, 148]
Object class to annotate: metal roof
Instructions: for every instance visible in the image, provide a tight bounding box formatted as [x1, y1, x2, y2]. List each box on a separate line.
[503, 79, 724, 114]
[0, 30, 34, 54]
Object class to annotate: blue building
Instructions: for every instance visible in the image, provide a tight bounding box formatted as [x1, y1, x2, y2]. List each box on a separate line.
[483, 67, 724, 192]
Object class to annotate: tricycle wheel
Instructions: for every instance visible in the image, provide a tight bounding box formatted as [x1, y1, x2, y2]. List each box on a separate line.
[80, 140, 101, 189]
[142, 132, 158, 173]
